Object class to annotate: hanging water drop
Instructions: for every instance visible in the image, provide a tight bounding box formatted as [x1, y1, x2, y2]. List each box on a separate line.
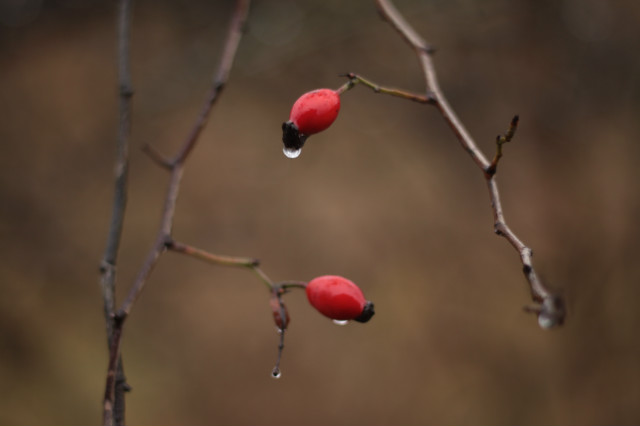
[283, 146, 302, 159]
[271, 367, 282, 379]
[332, 319, 349, 326]
[537, 313, 556, 330]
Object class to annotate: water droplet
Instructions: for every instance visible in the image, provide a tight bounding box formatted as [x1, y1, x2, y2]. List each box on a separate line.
[275, 327, 284, 334]
[283, 147, 301, 159]
[537, 313, 556, 329]
[271, 367, 281, 379]
[332, 319, 349, 326]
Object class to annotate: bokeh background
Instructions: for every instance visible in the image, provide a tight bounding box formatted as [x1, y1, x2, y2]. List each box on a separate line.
[2, 0, 640, 424]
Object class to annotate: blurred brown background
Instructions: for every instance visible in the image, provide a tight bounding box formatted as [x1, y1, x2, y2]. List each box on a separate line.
[1, 0, 640, 424]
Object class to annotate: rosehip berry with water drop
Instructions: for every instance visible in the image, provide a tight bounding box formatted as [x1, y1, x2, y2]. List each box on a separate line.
[306, 275, 374, 323]
[282, 89, 341, 157]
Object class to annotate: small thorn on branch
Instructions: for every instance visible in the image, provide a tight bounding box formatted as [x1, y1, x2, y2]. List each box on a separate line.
[421, 44, 436, 55]
[486, 114, 520, 177]
[119, 84, 134, 98]
[99, 261, 114, 274]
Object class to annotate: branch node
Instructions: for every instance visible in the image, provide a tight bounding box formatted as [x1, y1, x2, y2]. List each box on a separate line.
[163, 235, 174, 249]
[119, 84, 134, 98]
[425, 90, 437, 104]
[524, 295, 566, 329]
[488, 115, 520, 175]
[213, 80, 226, 95]
[100, 260, 114, 274]
[142, 144, 173, 170]
[114, 309, 128, 324]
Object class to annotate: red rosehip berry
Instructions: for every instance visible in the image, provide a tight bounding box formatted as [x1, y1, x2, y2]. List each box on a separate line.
[306, 275, 374, 323]
[282, 89, 341, 158]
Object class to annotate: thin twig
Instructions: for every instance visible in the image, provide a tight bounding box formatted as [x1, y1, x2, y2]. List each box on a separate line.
[165, 239, 296, 293]
[171, 0, 249, 166]
[373, 0, 565, 328]
[487, 115, 519, 177]
[102, 1, 250, 424]
[278, 281, 308, 290]
[167, 239, 273, 291]
[336, 73, 432, 103]
[101, 1, 133, 425]
[168, 239, 259, 268]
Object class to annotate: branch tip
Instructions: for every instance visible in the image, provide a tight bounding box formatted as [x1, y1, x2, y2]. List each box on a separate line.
[524, 296, 566, 329]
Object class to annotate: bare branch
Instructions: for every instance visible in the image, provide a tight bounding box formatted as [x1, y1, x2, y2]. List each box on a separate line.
[101, 1, 133, 425]
[376, 0, 490, 172]
[101, 0, 133, 336]
[373, 0, 565, 328]
[102, 1, 251, 424]
[103, 315, 125, 426]
[171, 0, 250, 166]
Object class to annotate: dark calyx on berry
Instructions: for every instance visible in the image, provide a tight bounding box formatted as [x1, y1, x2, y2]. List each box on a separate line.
[354, 301, 375, 323]
[282, 120, 308, 151]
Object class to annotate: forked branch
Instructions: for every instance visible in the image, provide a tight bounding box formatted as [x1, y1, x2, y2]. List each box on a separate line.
[368, 0, 565, 328]
[102, 1, 250, 425]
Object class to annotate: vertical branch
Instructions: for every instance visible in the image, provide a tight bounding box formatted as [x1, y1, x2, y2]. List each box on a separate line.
[101, 0, 133, 341]
[101, 1, 133, 425]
